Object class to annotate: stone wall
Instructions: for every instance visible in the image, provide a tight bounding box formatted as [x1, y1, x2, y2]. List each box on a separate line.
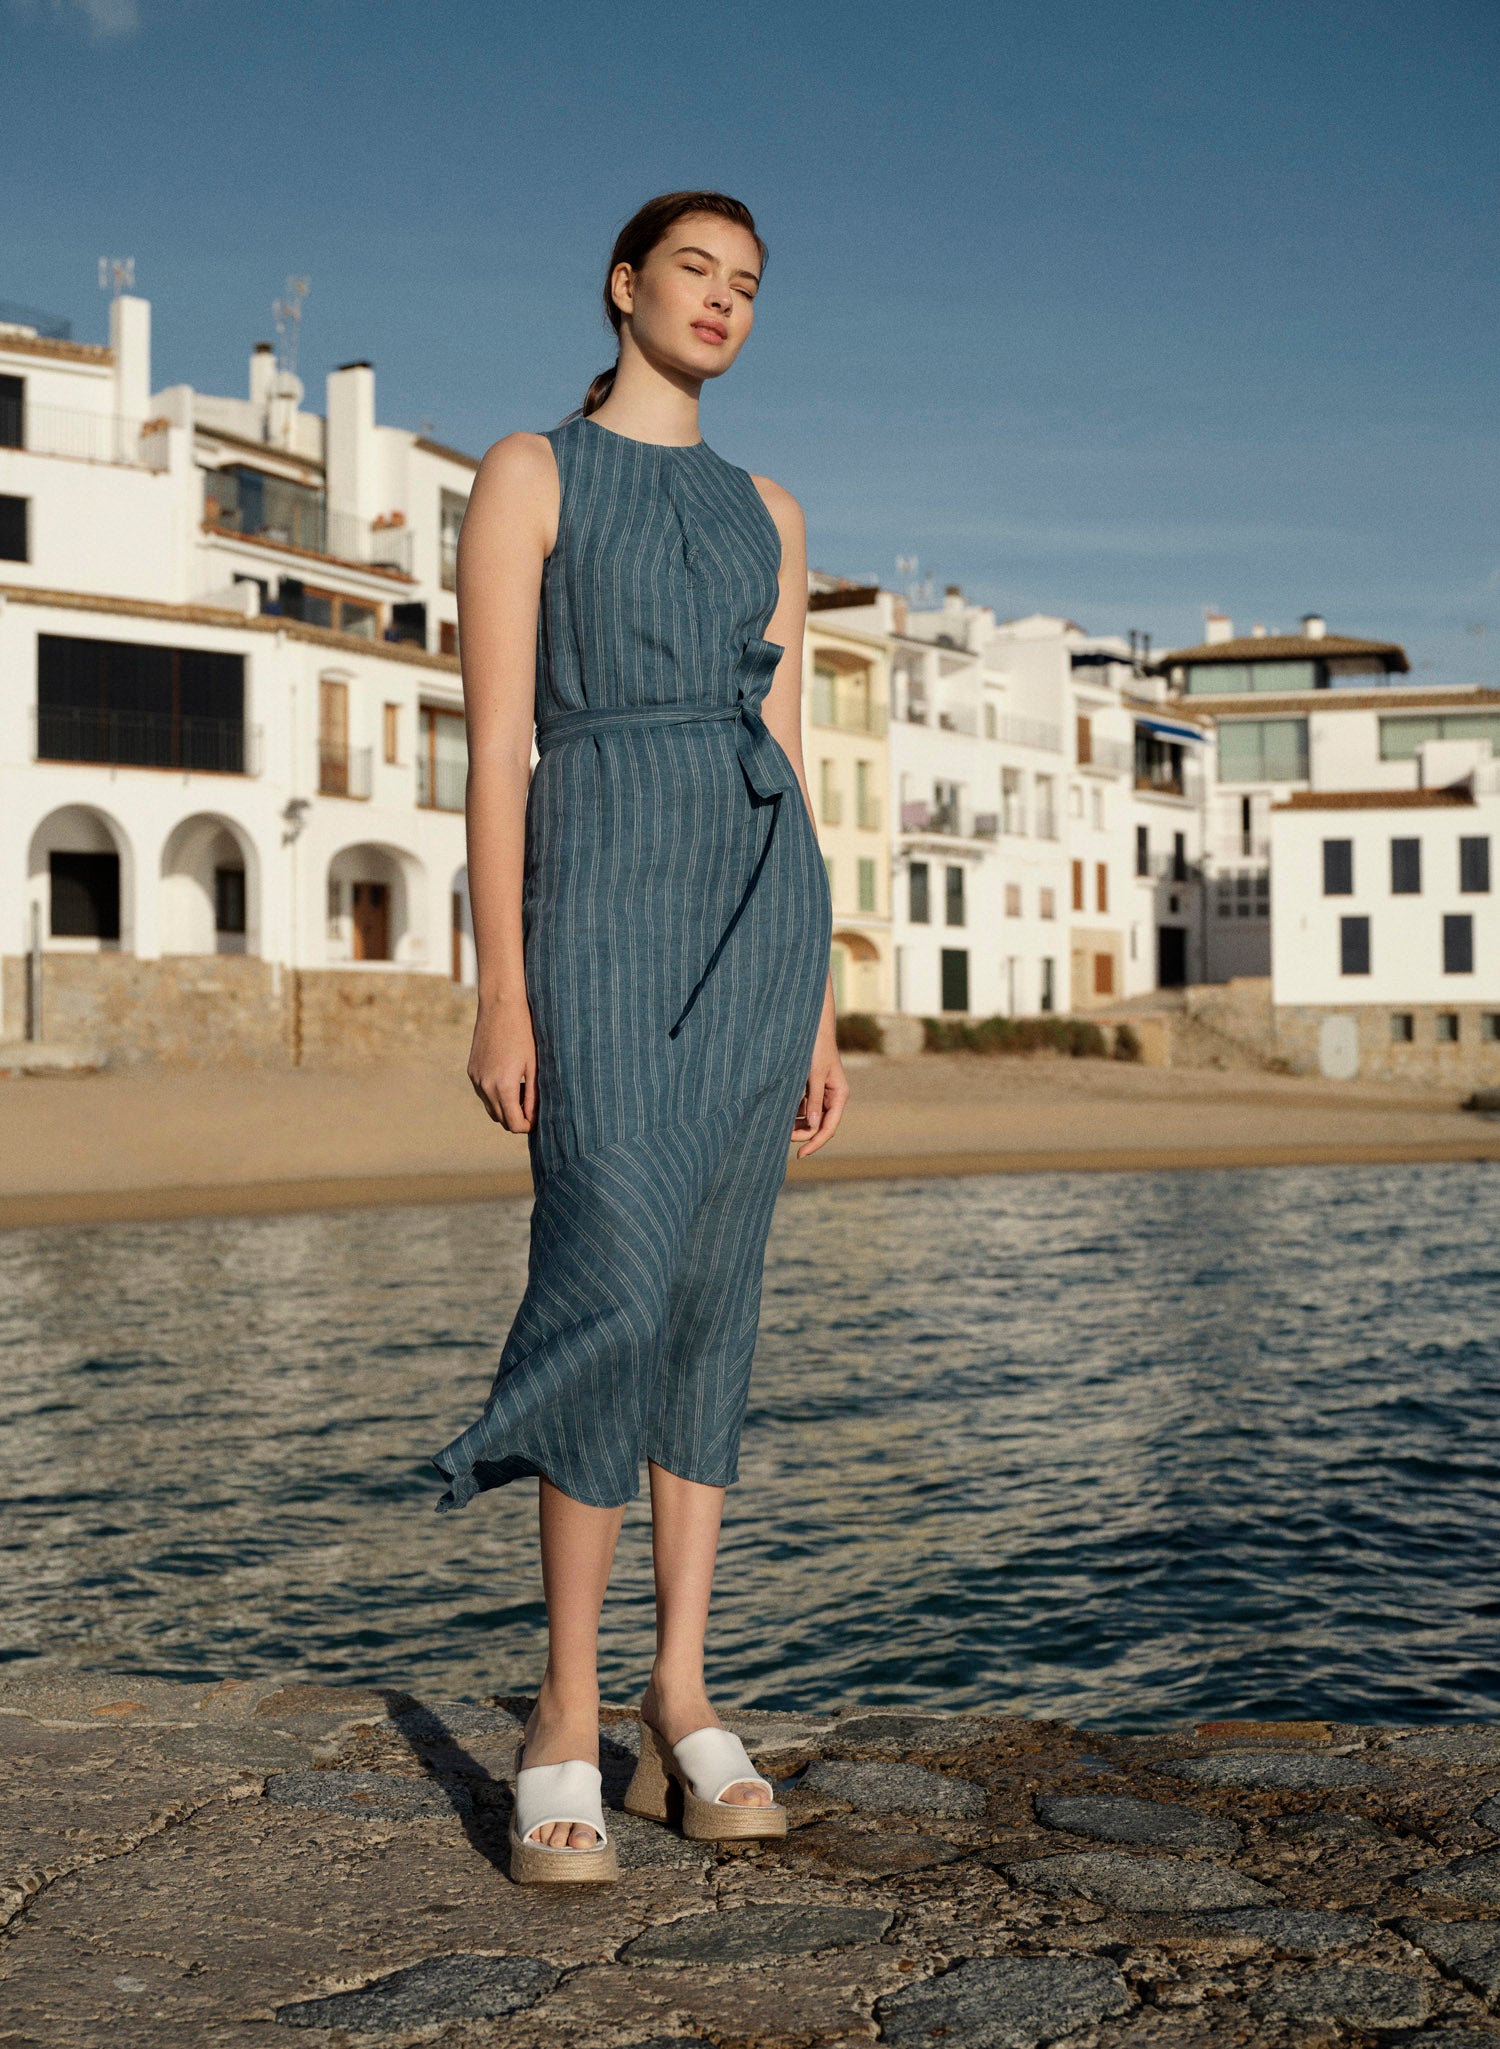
[1275, 1001, 1500, 1087]
[0, 954, 475, 1070]
[1184, 977, 1276, 1060]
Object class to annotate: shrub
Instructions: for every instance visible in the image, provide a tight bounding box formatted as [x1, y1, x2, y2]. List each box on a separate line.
[836, 1012, 884, 1054]
[920, 1014, 1117, 1059]
[1112, 1022, 1143, 1062]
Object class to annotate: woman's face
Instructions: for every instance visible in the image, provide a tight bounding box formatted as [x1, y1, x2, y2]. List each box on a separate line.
[612, 212, 763, 381]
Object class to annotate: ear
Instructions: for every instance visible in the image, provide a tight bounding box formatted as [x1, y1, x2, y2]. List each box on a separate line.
[609, 261, 635, 319]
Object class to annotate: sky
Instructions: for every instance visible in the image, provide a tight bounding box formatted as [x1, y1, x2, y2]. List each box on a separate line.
[4, 0, 1497, 680]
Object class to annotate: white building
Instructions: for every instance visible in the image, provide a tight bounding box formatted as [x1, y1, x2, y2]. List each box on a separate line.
[1155, 612, 1500, 983]
[1267, 749, 1499, 1084]
[1, 291, 480, 1059]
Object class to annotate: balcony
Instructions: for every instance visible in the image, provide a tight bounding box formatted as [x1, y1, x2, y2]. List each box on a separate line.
[34, 705, 259, 775]
[319, 743, 372, 799]
[1143, 850, 1204, 884]
[997, 714, 1062, 753]
[808, 687, 889, 738]
[1076, 734, 1135, 775]
[417, 753, 466, 811]
[901, 798, 988, 840]
[205, 469, 414, 576]
[1135, 764, 1205, 803]
[1, 402, 169, 470]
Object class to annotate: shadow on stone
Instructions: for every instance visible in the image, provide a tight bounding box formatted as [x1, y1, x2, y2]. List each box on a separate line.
[275, 1952, 558, 2029]
[372, 1688, 516, 1877]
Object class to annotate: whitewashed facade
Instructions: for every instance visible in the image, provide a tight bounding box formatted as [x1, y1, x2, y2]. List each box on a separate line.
[0, 292, 480, 1041]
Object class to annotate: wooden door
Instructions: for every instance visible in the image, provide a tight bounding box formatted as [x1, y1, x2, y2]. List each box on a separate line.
[319, 678, 349, 795]
[352, 881, 388, 961]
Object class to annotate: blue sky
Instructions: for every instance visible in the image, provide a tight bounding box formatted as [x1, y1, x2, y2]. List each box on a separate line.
[5, 0, 1497, 678]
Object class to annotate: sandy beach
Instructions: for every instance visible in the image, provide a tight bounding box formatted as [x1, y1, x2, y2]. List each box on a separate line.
[3, 1052, 1497, 1230]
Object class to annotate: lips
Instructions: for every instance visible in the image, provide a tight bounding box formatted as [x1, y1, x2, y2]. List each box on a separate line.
[692, 321, 728, 344]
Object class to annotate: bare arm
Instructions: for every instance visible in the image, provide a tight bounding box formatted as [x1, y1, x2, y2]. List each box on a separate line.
[751, 474, 848, 1159]
[459, 431, 559, 1129]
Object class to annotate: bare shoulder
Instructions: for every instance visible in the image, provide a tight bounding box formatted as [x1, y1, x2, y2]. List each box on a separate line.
[749, 472, 804, 539]
[464, 430, 559, 548]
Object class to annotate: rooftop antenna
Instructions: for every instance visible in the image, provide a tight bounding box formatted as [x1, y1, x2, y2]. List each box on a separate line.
[98, 257, 135, 298]
[272, 275, 310, 380]
[897, 553, 937, 607]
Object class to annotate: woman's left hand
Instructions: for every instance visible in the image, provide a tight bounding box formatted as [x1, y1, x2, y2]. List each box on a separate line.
[792, 990, 849, 1159]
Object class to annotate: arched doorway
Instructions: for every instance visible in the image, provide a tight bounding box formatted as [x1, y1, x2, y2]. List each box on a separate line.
[326, 843, 425, 965]
[27, 804, 134, 952]
[159, 814, 260, 956]
[830, 928, 882, 1013]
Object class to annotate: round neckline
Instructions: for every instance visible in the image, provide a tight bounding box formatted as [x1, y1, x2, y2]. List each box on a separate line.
[579, 414, 707, 452]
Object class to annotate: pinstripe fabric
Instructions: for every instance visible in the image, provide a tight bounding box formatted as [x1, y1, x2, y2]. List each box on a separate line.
[431, 415, 832, 1512]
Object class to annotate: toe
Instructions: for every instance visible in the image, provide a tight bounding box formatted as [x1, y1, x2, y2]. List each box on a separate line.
[568, 1822, 598, 1848]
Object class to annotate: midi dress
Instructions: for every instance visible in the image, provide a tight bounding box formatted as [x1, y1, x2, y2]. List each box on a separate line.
[431, 412, 833, 1513]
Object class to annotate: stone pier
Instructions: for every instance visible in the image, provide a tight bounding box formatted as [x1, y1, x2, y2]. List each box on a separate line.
[2, 1674, 1499, 2046]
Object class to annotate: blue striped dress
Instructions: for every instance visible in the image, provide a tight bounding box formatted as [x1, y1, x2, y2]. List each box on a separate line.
[431, 413, 833, 1512]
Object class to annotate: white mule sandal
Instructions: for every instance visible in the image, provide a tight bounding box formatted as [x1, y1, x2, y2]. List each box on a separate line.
[508, 1748, 618, 1884]
[624, 1722, 787, 1841]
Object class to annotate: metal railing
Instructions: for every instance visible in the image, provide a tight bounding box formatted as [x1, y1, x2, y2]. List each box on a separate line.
[901, 798, 988, 839]
[34, 706, 259, 775]
[1144, 850, 1204, 883]
[417, 754, 467, 811]
[808, 688, 889, 738]
[998, 714, 1062, 752]
[318, 743, 373, 798]
[1076, 735, 1135, 774]
[204, 471, 415, 575]
[2, 402, 167, 469]
[1135, 765, 1206, 802]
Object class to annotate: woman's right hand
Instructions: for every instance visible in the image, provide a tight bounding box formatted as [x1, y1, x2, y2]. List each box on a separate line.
[468, 990, 538, 1132]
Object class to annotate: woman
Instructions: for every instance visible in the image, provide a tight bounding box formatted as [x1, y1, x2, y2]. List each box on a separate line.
[431, 191, 846, 1884]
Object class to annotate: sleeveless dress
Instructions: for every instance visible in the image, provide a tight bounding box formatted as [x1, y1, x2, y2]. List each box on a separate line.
[431, 413, 834, 1512]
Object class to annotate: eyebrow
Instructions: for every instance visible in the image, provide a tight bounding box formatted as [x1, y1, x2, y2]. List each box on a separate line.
[671, 243, 761, 286]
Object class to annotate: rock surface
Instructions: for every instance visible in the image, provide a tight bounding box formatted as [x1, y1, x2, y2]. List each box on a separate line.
[3, 1674, 1500, 2047]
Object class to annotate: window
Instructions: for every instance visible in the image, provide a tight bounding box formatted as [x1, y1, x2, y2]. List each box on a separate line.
[855, 759, 879, 830]
[37, 633, 246, 773]
[1093, 952, 1115, 996]
[811, 664, 837, 727]
[1460, 837, 1491, 893]
[390, 600, 427, 648]
[1482, 1014, 1500, 1043]
[1436, 1012, 1460, 1044]
[207, 464, 324, 551]
[1136, 825, 1149, 877]
[1095, 862, 1109, 914]
[383, 703, 400, 765]
[439, 620, 458, 657]
[1071, 859, 1085, 912]
[439, 488, 467, 592]
[940, 948, 969, 1012]
[1444, 914, 1474, 975]
[1091, 787, 1104, 831]
[1380, 713, 1500, 761]
[944, 864, 965, 927]
[1039, 887, 1056, 920]
[1172, 832, 1188, 882]
[857, 858, 876, 913]
[0, 493, 27, 561]
[418, 704, 467, 810]
[1034, 775, 1057, 839]
[1039, 958, 1056, 1013]
[214, 865, 246, 936]
[1323, 839, 1354, 895]
[1390, 838, 1421, 894]
[277, 580, 376, 637]
[1217, 718, 1310, 783]
[1076, 712, 1093, 764]
[909, 861, 929, 924]
[1390, 1012, 1414, 1044]
[319, 677, 352, 796]
[1184, 659, 1318, 695]
[984, 703, 997, 740]
[1001, 767, 1025, 833]
[819, 759, 840, 825]
[1004, 882, 1022, 917]
[50, 851, 120, 939]
[340, 600, 377, 640]
[0, 373, 23, 448]
[1340, 916, 1371, 975]
[1069, 783, 1084, 819]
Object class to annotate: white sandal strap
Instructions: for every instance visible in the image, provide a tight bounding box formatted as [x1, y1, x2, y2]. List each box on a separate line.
[672, 1726, 775, 1807]
[513, 1759, 609, 1848]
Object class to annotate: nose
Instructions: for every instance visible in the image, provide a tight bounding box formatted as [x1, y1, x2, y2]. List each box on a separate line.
[705, 279, 732, 313]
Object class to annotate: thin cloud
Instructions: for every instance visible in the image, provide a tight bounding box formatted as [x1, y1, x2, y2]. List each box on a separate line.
[11, 0, 141, 38]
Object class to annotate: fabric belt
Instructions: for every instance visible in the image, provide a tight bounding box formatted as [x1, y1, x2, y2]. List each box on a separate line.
[534, 668, 798, 1040]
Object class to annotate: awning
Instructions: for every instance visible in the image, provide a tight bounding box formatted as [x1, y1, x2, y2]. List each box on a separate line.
[1135, 714, 1206, 745]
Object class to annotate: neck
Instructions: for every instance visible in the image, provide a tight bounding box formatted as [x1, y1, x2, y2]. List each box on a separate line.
[589, 339, 703, 445]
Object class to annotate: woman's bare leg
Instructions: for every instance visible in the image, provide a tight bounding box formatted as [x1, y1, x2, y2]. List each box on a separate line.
[521, 1475, 626, 1847]
[637, 1462, 770, 1805]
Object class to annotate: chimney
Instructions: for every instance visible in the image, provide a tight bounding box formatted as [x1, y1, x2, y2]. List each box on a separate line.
[1204, 611, 1233, 644]
[944, 583, 964, 613]
[1301, 612, 1326, 640]
[249, 341, 275, 414]
[1251, 622, 1267, 637]
[110, 294, 151, 422]
[326, 360, 378, 534]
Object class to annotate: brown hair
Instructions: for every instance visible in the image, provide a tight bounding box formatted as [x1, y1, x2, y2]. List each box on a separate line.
[561, 191, 769, 422]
